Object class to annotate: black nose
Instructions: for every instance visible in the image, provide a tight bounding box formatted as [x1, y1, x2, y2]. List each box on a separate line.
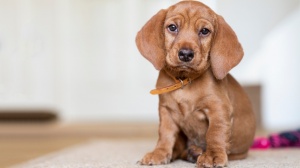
[178, 48, 194, 62]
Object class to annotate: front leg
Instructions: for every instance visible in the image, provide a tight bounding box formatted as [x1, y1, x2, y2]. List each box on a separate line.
[140, 106, 179, 165]
[197, 103, 232, 168]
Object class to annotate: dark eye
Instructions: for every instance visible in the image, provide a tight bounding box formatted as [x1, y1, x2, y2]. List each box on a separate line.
[199, 28, 210, 36]
[167, 24, 178, 32]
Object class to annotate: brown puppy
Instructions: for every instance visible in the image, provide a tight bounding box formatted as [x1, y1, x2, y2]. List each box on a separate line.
[136, 1, 255, 168]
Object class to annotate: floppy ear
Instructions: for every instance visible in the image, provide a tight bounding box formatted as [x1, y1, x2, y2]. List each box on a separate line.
[210, 15, 244, 80]
[136, 9, 167, 70]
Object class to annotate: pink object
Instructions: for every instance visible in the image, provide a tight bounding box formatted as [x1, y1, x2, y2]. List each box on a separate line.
[251, 137, 271, 149]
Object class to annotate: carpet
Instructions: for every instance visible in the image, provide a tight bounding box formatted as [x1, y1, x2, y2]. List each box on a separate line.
[13, 139, 300, 168]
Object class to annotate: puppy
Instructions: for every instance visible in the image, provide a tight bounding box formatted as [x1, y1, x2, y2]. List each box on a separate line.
[136, 1, 255, 168]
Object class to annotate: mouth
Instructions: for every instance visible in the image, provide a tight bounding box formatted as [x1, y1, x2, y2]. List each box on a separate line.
[176, 62, 197, 70]
[179, 65, 190, 69]
[168, 64, 192, 71]
[165, 64, 197, 77]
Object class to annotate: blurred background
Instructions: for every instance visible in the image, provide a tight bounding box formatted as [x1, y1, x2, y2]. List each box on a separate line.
[0, 0, 300, 130]
[1, 0, 300, 167]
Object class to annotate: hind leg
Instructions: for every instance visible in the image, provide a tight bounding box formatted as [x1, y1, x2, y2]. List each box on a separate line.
[171, 133, 206, 163]
[228, 152, 248, 160]
[186, 144, 204, 163]
[179, 141, 205, 163]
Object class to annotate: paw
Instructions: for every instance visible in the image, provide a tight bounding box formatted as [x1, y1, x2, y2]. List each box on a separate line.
[139, 149, 171, 165]
[197, 151, 228, 168]
[187, 145, 203, 163]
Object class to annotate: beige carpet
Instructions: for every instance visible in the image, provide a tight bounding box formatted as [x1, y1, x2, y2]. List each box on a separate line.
[13, 139, 300, 168]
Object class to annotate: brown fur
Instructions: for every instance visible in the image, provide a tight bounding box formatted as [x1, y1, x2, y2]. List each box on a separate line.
[136, 1, 255, 168]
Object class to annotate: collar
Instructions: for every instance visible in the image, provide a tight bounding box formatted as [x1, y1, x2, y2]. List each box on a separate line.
[150, 71, 201, 95]
[150, 78, 192, 95]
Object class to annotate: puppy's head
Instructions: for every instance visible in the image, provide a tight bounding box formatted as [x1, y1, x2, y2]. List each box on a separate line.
[136, 1, 243, 80]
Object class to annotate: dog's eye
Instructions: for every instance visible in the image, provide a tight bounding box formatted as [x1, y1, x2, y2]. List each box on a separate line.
[167, 24, 178, 32]
[199, 28, 210, 36]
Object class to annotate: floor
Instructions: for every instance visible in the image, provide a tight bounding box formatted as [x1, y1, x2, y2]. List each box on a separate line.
[0, 122, 158, 168]
[1, 121, 271, 168]
[14, 139, 300, 168]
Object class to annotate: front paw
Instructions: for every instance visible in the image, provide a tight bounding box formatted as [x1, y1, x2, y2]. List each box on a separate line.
[197, 151, 228, 168]
[139, 149, 171, 165]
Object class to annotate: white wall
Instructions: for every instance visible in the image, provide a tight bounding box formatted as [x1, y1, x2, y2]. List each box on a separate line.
[0, 0, 300, 129]
[217, 0, 300, 84]
[0, 0, 57, 108]
[217, 0, 300, 130]
[0, 0, 178, 122]
[259, 7, 300, 130]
